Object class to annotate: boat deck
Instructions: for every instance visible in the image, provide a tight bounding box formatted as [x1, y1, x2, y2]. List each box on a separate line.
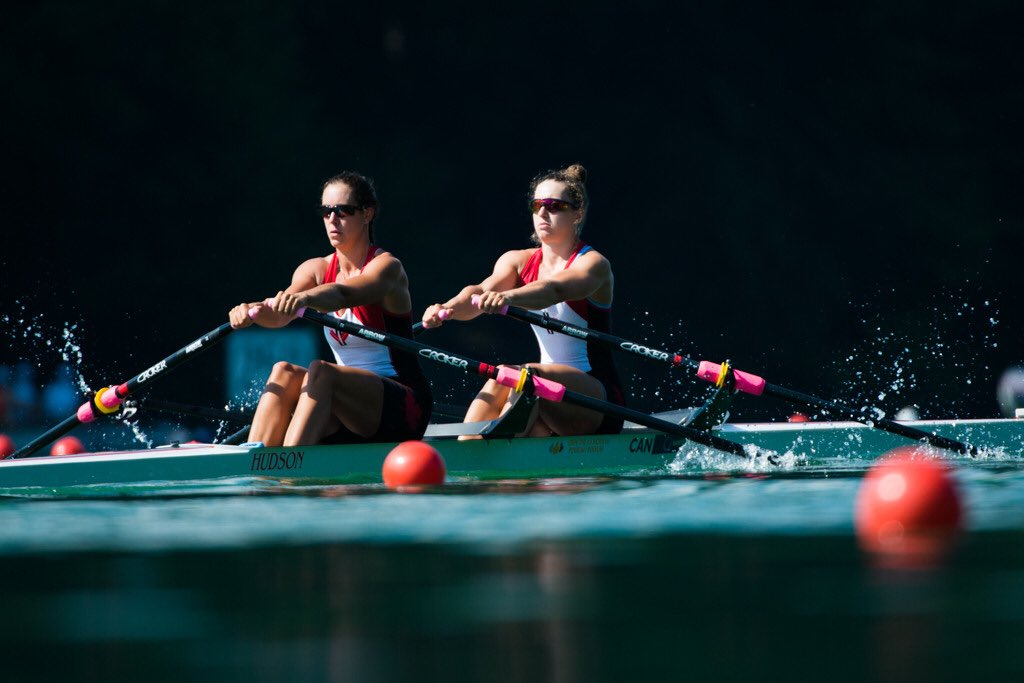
[2, 417, 1021, 492]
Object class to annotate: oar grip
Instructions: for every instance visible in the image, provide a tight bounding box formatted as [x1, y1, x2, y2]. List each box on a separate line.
[437, 308, 450, 321]
[249, 300, 307, 319]
[494, 366, 566, 402]
[75, 386, 125, 423]
[76, 400, 98, 423]
[470, 294, 509, 315]
[696, 361, 766, 396]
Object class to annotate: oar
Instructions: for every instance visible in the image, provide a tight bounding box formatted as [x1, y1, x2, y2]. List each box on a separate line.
[8, 323, 236, 459]
[480, 300, 978, 457]
[131, 398, 255, 424]
[286, 307, 758, 460]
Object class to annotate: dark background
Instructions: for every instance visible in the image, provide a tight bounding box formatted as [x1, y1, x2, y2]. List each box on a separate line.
[2, 0, 1021, 422]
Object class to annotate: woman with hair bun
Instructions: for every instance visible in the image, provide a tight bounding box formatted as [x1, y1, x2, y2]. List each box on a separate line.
[229, 171, 432, 447]
[422, 164, 624, 437]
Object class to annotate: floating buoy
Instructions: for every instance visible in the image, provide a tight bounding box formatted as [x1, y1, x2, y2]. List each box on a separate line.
[855, 447, 962, 565]
[50, 436, 86, 456]
[0, 434, 15, 459]
[788, 412, 810, 423]
[382, 441, 446, 489]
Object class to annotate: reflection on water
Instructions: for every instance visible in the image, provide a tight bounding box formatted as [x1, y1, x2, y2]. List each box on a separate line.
[3, 466, 1024, 680]
[4, 532, 1024, 681]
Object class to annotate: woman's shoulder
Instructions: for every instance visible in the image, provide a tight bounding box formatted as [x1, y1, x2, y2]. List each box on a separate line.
[294, 254, 332, 276]
[366, 247, 404, 271]
[569, 243, 610, 267]
[496, 247, 539, 266]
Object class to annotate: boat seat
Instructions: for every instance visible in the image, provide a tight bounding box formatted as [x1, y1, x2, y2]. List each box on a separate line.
[425, 390, 538, 440]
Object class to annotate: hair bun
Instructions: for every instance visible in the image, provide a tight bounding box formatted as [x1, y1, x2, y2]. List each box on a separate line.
[563, 164, 587, 183]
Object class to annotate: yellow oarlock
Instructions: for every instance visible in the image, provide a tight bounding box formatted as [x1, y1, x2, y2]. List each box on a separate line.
[715, 361, 731, 389]
[515, 367, 531, 393]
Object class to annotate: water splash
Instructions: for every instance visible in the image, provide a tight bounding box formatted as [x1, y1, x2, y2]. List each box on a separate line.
[0, 299, 160, 446]
[628, 314, 705, 412]
[668, 443, 795, 473]
[214, 387, 263, 442]
[829, 287, 1002, 418]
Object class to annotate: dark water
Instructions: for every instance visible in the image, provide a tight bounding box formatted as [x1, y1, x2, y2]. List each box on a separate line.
[3, 466, 1024, 682]
[4, 534, 1024, 682]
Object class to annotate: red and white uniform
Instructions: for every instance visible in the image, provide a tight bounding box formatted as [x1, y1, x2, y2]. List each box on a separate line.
[318, 247, 433, 444]
[322, 247, 399, 378]
[517, 242, 625, 428]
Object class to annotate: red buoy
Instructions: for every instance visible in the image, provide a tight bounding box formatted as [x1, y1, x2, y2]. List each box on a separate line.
[50, 436, 86, 456]
[788, 412, 810, 423]
[855, 447, 962, 565]
[382, 441, 446, 489]
[0, 434, 15, 459]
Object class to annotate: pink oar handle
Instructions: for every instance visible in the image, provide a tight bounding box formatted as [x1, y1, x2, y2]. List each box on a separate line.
[494, 366, 566, 402]
[248, 299, 307, 320]
[696, 361, 766, 396]
[470, 294, 508, 315]
[437, 308, 451, 321]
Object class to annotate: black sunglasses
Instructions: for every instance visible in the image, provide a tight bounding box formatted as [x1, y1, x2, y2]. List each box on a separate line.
[318, 203, 362, 218]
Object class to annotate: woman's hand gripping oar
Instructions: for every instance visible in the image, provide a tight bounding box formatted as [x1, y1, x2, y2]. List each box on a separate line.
[259, 300, 766, 461]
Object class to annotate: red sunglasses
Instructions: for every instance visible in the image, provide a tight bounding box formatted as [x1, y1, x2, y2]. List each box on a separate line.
[529, 198, 579, 214]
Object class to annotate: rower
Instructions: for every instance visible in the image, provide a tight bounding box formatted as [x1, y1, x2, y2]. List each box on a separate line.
[228, 172, 433, 448]
[421, 164, 624, 439]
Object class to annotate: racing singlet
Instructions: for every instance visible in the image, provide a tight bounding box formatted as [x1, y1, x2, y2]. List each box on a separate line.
[321, 249, 427, 391]
[318, 246, 433, 442]
[516, 242, 625, 412]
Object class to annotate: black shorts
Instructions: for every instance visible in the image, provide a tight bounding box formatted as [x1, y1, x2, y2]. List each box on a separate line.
[592, 371, 625, 435]
[320, 376, 433, 445]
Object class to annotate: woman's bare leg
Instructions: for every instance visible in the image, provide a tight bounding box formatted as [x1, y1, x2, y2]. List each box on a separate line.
[248, 362, 306, 447]
[283, 361, 385, 446]
[459, 378, 514, 440]
[526, 363, 607, 436]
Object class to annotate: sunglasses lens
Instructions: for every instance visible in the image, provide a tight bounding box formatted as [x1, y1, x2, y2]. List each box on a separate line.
[531, 199, 574, 213]
[320, 204, 358, 218]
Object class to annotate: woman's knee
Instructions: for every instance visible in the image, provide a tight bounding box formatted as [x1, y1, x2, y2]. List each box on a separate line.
[306, 361, 360, 395]
[269, 360, 302, 378]
[267, 361, 305, 389]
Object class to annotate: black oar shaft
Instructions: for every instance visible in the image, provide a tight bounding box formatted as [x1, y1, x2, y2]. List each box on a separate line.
[502, 306, 690, 368]
[8, 322, 236, 459]
[499, 305, 977, 456]
[558, 389, 747, 456]
[8, 414, 82, 461]
[761, 381, 976, 455]
[299, 310, 749, 458]
[137, 398, 254, 423]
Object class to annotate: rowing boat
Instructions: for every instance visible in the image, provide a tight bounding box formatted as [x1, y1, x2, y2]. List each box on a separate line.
[2, 415, 1021, 492]
[9, 303, 1021, 493]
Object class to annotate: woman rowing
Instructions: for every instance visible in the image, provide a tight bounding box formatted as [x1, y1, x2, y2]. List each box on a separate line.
[421, 164, 624, 437]
[228, 171, 432, 447]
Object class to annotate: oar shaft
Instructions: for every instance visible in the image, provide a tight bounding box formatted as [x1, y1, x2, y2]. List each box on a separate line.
[760, 381, 976, 455]
[7, 414, 82, 461]
[8, 322, 236, 459]
[500, 304, 976, 456]
[560, 388, 748, 456]
[298, 310, 750, 458]
[499, 304, 693, 369]
[136, 398, 254, 423]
